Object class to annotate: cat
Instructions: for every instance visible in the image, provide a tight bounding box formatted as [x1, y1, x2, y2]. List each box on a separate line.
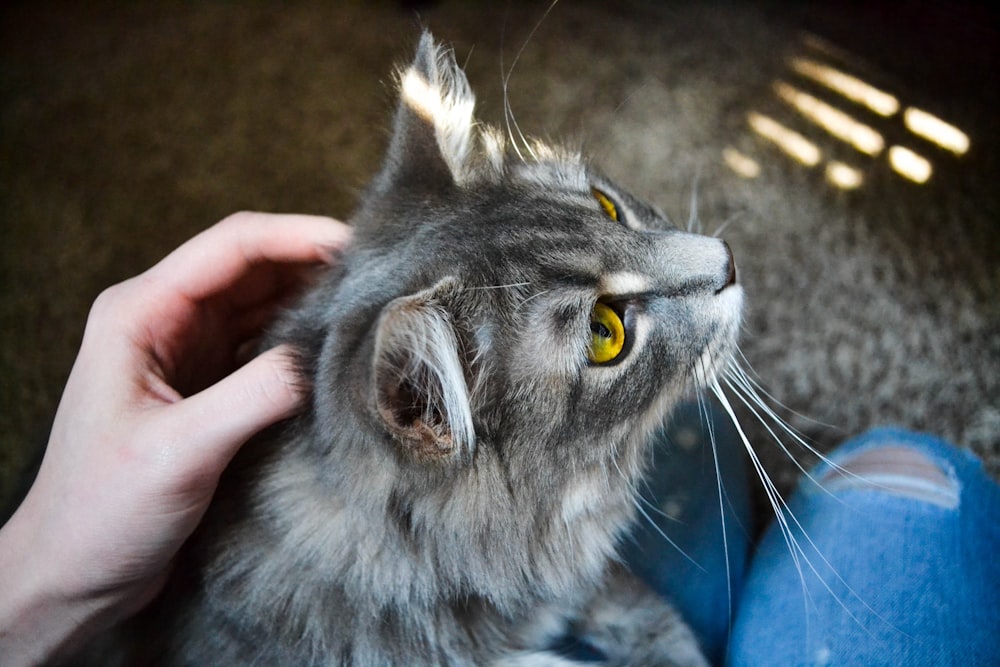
[92, 32, 743, 666]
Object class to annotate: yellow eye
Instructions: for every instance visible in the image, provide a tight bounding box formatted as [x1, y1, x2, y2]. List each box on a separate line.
[588, 302, 625, 364]
[591, 187, 619, 222]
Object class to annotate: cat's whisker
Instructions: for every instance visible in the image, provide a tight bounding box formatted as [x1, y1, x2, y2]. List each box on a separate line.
[723, 363, 862, 486]
[467, 281, 533, 291]
[724, 364, 906, 531]
[724, 355, 835, 453]
[693, 381, 735, 639]
[505, 109, 530, 161]
[728, 351, 839, 431]
[712, 366, 822, 516]
[724, 365, 819, 451]
[686, 173, 702, 234]
[516, 289, 551, 308]
[710, 210, 745, 238]
[501, 100, 524, 162]
[709, 379, 812, 612]
[721, 375, 826, 493]
[612, 454, 705, 572]
[635, 487, 681, 524]
[713, 364, 916, 632]
[499, 38, 525, 161]
[459, 43, 476, 71]
[500, 0, 560, 163]
[502, 107, 525, 162]
[610, 85, 648, 119]
[630, 495, 706, 573]
[711, 375, 899, 638]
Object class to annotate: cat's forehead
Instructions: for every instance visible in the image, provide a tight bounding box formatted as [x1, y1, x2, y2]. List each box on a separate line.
[509, 149, 588, 191]
[367, 33, 682, 300]
[436, 201, 649, 303]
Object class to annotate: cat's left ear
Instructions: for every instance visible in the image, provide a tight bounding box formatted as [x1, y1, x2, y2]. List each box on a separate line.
[372, 277, 475, 464]
[375, 31, 478, 191]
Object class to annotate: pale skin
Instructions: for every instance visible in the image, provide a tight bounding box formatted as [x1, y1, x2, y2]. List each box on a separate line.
[0, 212, 351, 666]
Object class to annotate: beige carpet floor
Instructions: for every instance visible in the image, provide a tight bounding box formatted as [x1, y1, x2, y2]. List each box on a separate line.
[2, 1, 997, 518]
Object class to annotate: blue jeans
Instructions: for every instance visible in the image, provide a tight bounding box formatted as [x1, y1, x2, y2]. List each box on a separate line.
[621, 402, 1000, 666]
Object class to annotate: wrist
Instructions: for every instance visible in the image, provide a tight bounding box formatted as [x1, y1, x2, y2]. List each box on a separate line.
[0, 499, 104, 665]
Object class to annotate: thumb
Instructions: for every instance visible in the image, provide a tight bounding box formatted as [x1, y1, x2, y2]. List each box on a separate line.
[164, 345, 307, 473]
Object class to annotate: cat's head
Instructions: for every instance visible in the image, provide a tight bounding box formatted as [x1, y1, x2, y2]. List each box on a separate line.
[291, 32, 742, 594]
[331, 31, 742, 463]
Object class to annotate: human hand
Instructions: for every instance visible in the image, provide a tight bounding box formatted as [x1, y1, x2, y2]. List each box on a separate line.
[0, 212, 350, 665]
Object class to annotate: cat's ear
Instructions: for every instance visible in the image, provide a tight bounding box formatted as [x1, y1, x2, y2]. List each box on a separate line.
[376, 31, 477, 190]
[373, 277, 475, 463]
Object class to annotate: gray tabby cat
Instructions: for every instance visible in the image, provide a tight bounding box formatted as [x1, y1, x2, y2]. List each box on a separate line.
[99, 32, 742, 666]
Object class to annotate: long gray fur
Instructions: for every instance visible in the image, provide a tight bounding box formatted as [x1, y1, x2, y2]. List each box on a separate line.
[84, 33, 741, 666]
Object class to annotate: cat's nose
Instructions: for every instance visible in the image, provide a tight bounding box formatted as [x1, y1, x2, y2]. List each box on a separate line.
[717, 241, 737, 294]
[645, 231, 738, 298]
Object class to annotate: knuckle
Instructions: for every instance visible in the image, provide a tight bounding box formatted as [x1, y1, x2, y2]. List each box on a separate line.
[218, 210, 264, 231]
[85, 272, 156, 336]
[88, 283, 129, 322]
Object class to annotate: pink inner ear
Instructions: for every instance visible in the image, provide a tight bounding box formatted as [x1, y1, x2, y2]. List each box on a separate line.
[376, 373, 455, 463]
[372, 277, 474, 463]
[376, 349, 454, 448]
[819, 445, 959, 509]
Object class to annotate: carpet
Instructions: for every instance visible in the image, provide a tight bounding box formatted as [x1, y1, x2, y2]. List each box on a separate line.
[2, 0, 997, 522]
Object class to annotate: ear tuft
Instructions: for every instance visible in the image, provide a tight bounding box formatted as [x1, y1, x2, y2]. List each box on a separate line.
[374, 31, 477, 191]
[401, 32, 476, 183]
[373, 278, 475, 463]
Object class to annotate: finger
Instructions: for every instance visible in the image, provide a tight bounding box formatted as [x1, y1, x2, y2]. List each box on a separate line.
[215, 258, 330, 315]
[185, 263, 328, 378]
[159, 345, 307, 474]
[146, 212, 351, 304]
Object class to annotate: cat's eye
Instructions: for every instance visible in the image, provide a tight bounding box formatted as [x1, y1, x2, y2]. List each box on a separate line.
[591, 187, 619, 223]
[588, 302, 626, 364]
